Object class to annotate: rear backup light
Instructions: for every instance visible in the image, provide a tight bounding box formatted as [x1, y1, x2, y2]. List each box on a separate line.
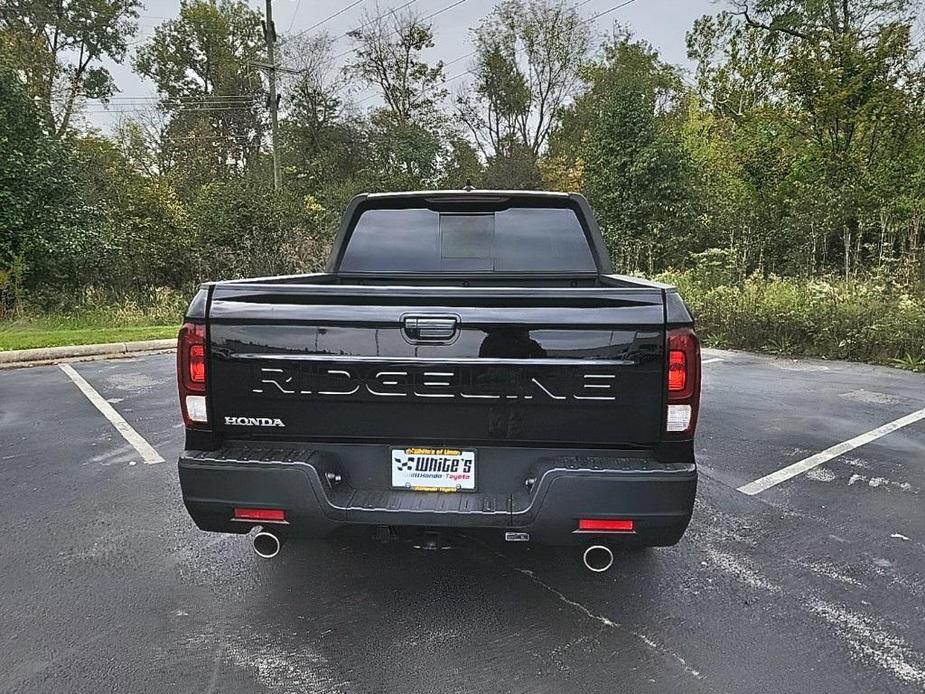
[234, 507, 287, 523]
[178, 322, 208, 428]
[665, 328, 701, 437]
[578, 519, 635, 532]
[185, 395, 208, 423]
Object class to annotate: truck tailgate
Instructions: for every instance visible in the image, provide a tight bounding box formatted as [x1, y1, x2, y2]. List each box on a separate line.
[206, 284, 666, 448]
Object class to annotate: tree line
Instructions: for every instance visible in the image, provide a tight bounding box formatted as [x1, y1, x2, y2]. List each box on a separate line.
[2, 0, 924, 315]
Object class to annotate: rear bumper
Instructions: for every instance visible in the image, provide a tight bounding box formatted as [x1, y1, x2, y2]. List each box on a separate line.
[178, 444, 696, 546]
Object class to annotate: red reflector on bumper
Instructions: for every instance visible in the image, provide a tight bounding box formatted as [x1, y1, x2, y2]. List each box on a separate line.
[578, 518, 634, 532]
[233, 507, 286, 522]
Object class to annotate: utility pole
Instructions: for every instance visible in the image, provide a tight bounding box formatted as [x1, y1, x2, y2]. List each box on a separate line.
[264, 0, 280, 190]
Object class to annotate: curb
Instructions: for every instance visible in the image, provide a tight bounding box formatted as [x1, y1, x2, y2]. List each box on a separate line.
[0, 339, 176, 368]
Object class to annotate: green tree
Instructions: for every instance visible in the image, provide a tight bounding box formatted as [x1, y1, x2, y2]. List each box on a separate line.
[482, 141, 543, 189]
[686, 10, 783, 121]
[574, 36, 697, 272]
[278, 32, 369, 194]
[364, 115, 444, 190]
[438, 136, 484, 188]
[458, 0, 591, 169]
[550, 31, 687, 181]
[346, 10, 448, 188]
[0, 0, 141, 136]
[546, 34, 698, 269]
[0, 66, 101, 310]
[687, 0, 925, 279]
[347, 10, 447, 127]
[134, 0, 267, 193]
[72, 136, 194, 293]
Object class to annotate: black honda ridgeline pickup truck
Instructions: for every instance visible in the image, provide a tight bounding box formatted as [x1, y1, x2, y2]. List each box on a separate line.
[177, 190, 700, 571]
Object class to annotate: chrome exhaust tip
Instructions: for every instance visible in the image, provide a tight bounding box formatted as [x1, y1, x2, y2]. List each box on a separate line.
[253, 528, 284, 558]
[582, 545, 614, 573]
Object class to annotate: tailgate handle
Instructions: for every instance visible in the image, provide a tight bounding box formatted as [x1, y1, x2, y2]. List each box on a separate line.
[403, 316, 458, 342]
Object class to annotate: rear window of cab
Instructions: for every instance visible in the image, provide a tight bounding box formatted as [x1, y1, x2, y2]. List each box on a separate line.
[338, 204, 597, 273]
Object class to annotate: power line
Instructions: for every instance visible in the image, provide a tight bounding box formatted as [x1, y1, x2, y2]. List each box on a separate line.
[444, 0, 639, 84]
[354, 0, 639, 105]
[143, 134, 259, 142]
[332, 0, 468, 61]
[444, 69, 469, 86]
[345, 0, 421, 38]
[443, 50, 476, 69]
[353, 49, 472, 105]
[423, 0, 471, 22]
[92, 104, 260, 110]
[332, 0, 421, 45]
[275, 0, 460, 79]
[284, 0, 367, 43]
[283, 0, 422, 51]
[85, 105, 258, 113]
[588, 0, 638, 22]
[86, 97, 261, 111]
[165, 96, 260, 102]
[286, 0, 303, 32]
[97, 95, 259, 102]
[88, 98, 260, 106]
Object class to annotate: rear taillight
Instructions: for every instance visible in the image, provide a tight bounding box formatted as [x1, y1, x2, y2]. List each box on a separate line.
[665, 327, 700, 436]
[178, 322, 208, 427]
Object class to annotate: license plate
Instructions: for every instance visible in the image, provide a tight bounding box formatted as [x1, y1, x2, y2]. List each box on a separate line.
[391, 448, 476, 492]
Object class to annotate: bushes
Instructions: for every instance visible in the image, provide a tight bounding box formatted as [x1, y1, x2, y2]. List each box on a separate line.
[0, 66, 104, 316]
[73, 136, 196, 295]
[661, 268, 925, 370]
[188, 180, 334, 281]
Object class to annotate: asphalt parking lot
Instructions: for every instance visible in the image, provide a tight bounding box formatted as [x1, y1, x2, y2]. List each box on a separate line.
[1, 348, 923, 693]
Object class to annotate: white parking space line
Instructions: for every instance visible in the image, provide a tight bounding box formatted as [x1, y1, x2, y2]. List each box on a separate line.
[702, 358, 723, 364]
[738, 407, 925, 495]
[59, 363, 164, 464]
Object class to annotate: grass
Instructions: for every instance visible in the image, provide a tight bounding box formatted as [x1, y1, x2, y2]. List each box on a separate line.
[0, 323, 178, 351]
[0, 290, 185, 351]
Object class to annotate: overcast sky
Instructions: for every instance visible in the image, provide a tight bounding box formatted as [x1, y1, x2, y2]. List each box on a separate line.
[86, 0, 728, 131]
